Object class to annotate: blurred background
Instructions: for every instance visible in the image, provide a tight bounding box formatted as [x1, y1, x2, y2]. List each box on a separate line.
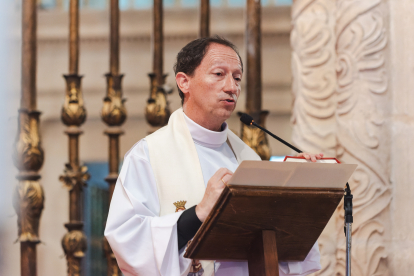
[3, 0, 414, 275]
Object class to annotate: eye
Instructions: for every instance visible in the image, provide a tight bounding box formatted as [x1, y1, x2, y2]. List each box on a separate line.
[234, 77, 241, 82]
[215, 72, 222, 76]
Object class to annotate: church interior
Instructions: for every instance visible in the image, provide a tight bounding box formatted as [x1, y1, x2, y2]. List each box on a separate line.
[1, 0, 414, 275]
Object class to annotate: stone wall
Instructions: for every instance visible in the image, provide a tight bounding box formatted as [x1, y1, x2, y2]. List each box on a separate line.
[388, 0, 414, 275]
[292, 0, 414, 275]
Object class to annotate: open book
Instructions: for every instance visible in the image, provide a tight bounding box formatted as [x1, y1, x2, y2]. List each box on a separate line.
[228, 160, 356, 189]
[284, 156, 340, 164]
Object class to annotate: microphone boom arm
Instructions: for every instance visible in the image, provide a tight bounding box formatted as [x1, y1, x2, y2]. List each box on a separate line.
[250, 121, 302, 154]
[240, 112, 353, 276]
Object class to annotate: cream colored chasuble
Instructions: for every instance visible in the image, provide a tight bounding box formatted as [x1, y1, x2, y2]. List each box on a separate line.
[146, 108, 261, 275]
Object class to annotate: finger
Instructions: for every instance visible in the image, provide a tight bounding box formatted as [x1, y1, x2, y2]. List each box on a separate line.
[218, 167, 233, 175]
[304, 153, 310, 160]
[320, 153, 324, 158]
[211, 168, 233, 186]
[214, 168, 233, 179]
[221, 174, 232, 185]
[311, 155, 317, 162]
[217, 178, 226, 188]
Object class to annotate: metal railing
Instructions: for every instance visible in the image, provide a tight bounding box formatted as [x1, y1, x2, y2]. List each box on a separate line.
[38, 0, 292, 10]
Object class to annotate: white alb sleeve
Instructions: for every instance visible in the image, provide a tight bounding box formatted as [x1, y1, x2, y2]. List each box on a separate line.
[104, 140, 192, 276]
[279, 242, 321, 276]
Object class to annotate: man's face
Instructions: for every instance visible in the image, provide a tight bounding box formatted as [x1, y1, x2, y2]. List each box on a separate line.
[181, 43, 242, 128]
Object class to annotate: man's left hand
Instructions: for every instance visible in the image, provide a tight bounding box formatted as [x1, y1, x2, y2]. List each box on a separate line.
[297, 152, 324, 162]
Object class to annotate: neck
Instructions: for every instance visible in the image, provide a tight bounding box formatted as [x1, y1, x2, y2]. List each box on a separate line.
[183, 105, 224, 132]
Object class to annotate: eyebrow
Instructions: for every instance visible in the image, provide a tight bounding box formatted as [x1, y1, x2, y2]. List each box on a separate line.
[209, 62, 242, 72]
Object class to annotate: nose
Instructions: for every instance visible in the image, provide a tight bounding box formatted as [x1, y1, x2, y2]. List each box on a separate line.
[223, 74, 238, 95]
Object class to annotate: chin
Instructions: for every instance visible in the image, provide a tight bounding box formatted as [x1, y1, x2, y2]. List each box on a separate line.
[217, 108, 234, 121]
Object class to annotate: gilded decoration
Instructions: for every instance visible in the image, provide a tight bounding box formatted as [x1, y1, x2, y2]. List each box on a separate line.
[145, 73, 172, 127]
[62, 230, 87, 276]
[103, 237, 121, 276]
[101, 73, 124, 276]
[239, 111, 271, 160]
[173, 201, 203, 274]
[59, 163, 90, 191]
[61, 74, 87, 127]
[189, 259, 203, 274]
[174, 200, 187, 212]
[14, 109, 44, 172]
[102, 73, 127, 126]
[13, 180, 44, 243]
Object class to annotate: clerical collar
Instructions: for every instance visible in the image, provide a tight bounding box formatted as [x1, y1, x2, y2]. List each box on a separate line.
[183, 111, 228, 148]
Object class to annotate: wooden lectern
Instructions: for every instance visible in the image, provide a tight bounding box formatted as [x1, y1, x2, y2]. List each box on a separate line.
[184, 161, 357, 276]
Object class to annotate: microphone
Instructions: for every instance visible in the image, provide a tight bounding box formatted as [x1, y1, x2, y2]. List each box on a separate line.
[240, 113, 302, 154]
[240, 113, 353, 236]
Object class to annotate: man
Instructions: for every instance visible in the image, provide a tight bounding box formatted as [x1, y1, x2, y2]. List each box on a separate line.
[105, 36, 323, 276]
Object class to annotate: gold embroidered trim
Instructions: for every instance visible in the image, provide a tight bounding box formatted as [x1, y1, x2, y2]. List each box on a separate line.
[173, 200, 187, 212]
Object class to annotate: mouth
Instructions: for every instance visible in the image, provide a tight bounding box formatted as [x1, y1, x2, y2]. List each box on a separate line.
[222, 94, 238, 104]
[221, 98, 236, 106]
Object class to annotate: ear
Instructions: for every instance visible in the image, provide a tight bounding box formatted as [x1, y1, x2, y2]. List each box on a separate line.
[176, 72, 191, 96]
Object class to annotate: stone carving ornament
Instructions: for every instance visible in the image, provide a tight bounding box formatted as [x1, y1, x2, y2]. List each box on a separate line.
[291, 0, 337, 156]
[291, 0, 390, 275]
[291, 1, 338, 274]
[335, 0, 390, 275]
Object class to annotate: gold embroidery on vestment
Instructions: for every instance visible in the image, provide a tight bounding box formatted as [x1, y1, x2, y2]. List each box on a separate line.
[173, 200, 187, 212]
[174, 201, 204, 275]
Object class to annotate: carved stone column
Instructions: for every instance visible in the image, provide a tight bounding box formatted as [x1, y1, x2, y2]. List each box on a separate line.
[240, 0, 271, 160]
[59, 0, 89, 275]
[145, 0, 171, 127]
[291, 0, 337, 157]
[335, 1, 390, 275]
[12, 1, 45, 275]
[290, 1, 338, 274]
[291, 0, 391, 275]
[200, 0, 210, 37]
[101, 0, 125, 275]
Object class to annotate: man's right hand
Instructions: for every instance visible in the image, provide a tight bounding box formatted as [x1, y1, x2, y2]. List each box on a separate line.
[195, 168, 233, 223]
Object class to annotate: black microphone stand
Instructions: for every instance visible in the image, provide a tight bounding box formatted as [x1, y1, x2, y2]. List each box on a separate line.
[344, 183, 353, 276]
[241, 114, 353, 276]
[249, 121, 303, 153]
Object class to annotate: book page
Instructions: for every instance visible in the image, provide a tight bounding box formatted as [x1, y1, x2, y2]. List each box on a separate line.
[284, 156, 339, 164]
[229, 160, 357, 189]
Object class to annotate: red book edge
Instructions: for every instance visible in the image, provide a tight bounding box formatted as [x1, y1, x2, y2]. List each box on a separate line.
[283, 156, 341, 164]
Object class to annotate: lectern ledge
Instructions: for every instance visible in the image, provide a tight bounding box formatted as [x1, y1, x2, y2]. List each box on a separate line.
[184, 160, 357, 276]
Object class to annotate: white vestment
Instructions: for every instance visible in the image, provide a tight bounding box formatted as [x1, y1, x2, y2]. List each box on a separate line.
[105, 109, 321, 276]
